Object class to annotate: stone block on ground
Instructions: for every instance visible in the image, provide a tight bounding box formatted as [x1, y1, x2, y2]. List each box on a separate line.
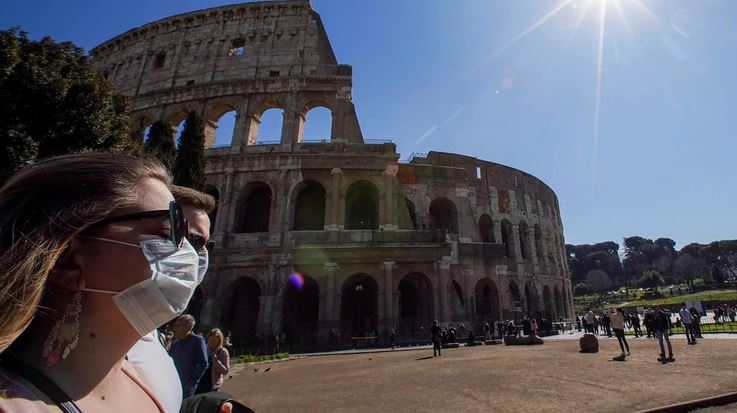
[484, 340, 502, 345]
[441, 343, 460, 349]
[503, 335, 544, 345]
[579, 333, 599, 353]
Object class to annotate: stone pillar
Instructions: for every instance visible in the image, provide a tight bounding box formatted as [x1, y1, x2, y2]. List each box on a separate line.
[280, 92, 303, 146]
[527, 227, 539, 265]
[381, 166, 398, 230]
[438, 261, 451, 323]
[326, 168, 343, 231]
[492, 219, 503, 246]
[511, 224, 523, 263]
[383, 261, 395, 322]
[230, 98, 252, 152]
[218, 171, 236, 236]
[319, 263, 339, 337]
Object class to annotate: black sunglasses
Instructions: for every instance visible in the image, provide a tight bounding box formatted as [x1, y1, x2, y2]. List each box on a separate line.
[186, 233, 213, 252]
[95, 200, 188, 249]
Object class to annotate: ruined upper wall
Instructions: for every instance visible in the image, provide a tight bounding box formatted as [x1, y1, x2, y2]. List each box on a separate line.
[90, 1, 342, 96]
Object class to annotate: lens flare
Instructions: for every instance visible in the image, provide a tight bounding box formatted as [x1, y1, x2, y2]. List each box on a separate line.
[289, 272, 305, 290]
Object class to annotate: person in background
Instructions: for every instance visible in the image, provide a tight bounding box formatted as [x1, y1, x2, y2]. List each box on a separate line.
[196, 329, 230, 394]
[679, 303, 697, 345]
[431, 320, 442, 357]
[611, 308, 630, 357]
[653, 305, 674, 363]
[170, 314, 209, 398]
[689, 306, 703, 339]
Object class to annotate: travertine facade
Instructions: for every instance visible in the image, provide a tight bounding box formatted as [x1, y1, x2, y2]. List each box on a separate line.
[92, 0, 573, 351]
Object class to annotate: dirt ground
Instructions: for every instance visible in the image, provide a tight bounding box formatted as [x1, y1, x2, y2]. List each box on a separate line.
[222, 338, 737, 413]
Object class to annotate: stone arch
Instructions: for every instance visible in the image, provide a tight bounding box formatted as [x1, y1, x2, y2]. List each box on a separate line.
[246, 99, 287, 145]
[524, 282, 540, 316]
[185, 286, 205, 322]
[345, 180, 379, 230]
[479, 214, 494, 243]
[130, 113, 154, 144]
[519, 221, 530, 260]
[340, 273, 379, 338]
[534, 224, 544, 261]
[448, 280, 465, 320]
[291, 180, 327, 230]
[554, 286, 564, 319]
[509, 281, 522, 318]
[300, 104, 333, 142]
[234, 181, 273, 233]
[475, 278, 500, 320]
[545, 227, 556, 262]
[203, 184, 220, 235]
[501, 219, 514, 257]
[282, 273, 320, 346]
[221, 276, 261, 346]
[398, 273, 435, 333]
[429, 197, 458, 233]
[542, 285, 555, 319]
[204, 102, 238, 148]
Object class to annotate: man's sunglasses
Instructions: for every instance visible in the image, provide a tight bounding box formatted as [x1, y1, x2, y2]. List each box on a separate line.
[94, 200, 188, 249]
[186, 233, 214, 252]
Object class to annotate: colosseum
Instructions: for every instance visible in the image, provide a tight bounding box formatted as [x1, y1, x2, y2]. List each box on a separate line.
[91, 0, 573, 351]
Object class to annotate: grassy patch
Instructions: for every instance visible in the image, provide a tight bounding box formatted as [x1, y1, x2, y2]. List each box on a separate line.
[234, 352, 289, 364]
[623, 290, 737, 307]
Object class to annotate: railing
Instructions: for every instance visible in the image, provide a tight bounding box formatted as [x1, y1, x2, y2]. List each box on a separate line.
[292, 229, 448, 245]
[363, 138, 393, 144]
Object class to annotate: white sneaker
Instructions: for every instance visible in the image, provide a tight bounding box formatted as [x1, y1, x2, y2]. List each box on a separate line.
[620, 352, 626, 357]
[627, 351, 631, 355]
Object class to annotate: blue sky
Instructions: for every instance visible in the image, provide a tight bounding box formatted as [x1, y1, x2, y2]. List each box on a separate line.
[3, 0, 736, 249]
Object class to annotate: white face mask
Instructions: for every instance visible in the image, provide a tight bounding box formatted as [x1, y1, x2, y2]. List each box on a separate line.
[82, 237, 199, 336]
[197, 249, 209, 285]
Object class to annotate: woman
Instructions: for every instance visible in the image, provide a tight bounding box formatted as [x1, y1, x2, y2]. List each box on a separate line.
[0, 154, 199, 412]
[611, 307, 630, 357]
[196, 329, 231, 394]
[531, 319, 539, 337]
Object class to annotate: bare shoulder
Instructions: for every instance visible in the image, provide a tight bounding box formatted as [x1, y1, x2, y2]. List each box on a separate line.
[0, 367, 61, 413]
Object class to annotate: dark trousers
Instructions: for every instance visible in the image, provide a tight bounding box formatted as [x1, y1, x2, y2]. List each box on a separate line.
[614, 329, 629, 353]
[684, 323, 696, 344]
[433, 339, 441, 356]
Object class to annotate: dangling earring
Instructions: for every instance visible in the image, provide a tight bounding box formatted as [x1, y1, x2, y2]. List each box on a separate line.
[42, 291, 82, 367]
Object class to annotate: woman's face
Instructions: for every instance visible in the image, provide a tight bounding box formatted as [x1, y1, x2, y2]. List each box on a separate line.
[79, 177, 175, 293]
[207, 334, 221, 349]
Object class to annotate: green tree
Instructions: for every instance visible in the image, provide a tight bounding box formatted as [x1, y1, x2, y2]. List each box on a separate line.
[573, 283, 589, 296]
[673, 254, 706, 290]
[172, 111, 206, 189]
[639, 270, 664, 289]
[585, 269, 612, 298]
[0, 28, 139, 184]
[143, 120, 176, 171]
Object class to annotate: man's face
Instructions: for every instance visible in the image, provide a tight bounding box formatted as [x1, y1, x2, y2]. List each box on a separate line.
[183, 205, 211, 250]
[174, 318, 191, 338]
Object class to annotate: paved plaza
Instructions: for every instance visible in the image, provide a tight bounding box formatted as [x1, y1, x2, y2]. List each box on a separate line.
[223, 336, 737, 413]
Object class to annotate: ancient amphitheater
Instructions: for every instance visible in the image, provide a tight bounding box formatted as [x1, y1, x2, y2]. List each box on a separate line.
[91, 0, 573, 351]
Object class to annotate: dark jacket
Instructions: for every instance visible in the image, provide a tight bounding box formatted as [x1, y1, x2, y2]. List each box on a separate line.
[654, 310, 669, 332]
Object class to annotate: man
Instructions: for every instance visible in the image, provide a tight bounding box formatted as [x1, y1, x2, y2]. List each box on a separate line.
[653, 305, 675, 363]
[644, 309, 655, 338]
[127, 185, 215, 410]
[431, 320, 442, 357]
[689, 306, 703, 339]
[170, 314, 210, 397]
[585, 308, 595, 334]
[679, 303, 697, 345]
[630, 312, 643, 338]
[602, 312, 612, 338]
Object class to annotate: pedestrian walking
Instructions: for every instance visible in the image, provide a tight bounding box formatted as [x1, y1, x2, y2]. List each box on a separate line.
[611, 308, 630, 357]
[679, 303, 697, 345]
[653, 306, 674, 363]
[431, 320, 442, 357]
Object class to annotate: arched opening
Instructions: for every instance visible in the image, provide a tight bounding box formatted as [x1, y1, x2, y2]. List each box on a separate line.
[292, 180, 326, 230]
[501, 219, 513, 257]
[301, 106, 332, 142]
[340, 274, 378, 338]
[235, 182, 272, 233]
[429, 198, 458, 233]
[448, 280, 465, 320]
[479, 214, 494, 243]
[405, 198, 418, 230]
[519, 221, 530, 260]
[345, 180, 379, 230]
[398, 273, 435, 334]
[509, 281, 522, 319]
[554, 286, 564, 320]
[140, 121, 154, 144]
[203, 185, 219, 235]
[543, 285, 554, 320]
[252, 108, 284, 144]
[524, 283, 540, 316]
[534, 224, 544, 261]
[545, 228, 556, 262]
[282, 273, 320, 347]
[475, 279, 499, 320]
[207, 109, 237, 148]
[222, 277, 261, 348]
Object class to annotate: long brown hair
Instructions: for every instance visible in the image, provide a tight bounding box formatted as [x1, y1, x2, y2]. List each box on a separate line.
[0, 153, 170, 352]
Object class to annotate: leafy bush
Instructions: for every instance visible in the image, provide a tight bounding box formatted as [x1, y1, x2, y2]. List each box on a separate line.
[574, 283, 589, 295]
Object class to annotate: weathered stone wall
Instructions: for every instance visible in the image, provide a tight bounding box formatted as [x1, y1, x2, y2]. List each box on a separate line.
[92, 1, 573, 351]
